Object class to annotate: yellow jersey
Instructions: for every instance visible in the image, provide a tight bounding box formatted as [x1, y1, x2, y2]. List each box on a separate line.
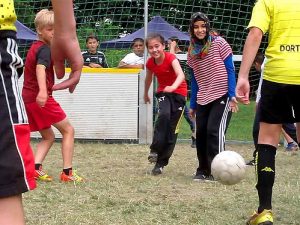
[248, 0, 300, 84]
[0, 0, 17, 31]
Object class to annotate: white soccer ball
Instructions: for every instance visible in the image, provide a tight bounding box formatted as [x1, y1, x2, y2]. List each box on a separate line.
[211, 151, 246, 185]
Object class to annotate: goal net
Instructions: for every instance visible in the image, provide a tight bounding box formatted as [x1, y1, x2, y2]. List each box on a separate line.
[15, 0, 267, 97]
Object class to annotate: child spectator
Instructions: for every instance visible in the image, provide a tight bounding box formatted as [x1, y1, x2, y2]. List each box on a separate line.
[144, 33, 187, 175]
[187, 12, 238, 181]
[118, 38, 144, 69]
[22, 9, 83, 182]
[82, 35, 109, 68]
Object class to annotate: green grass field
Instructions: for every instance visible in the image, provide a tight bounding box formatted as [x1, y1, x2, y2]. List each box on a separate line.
[178, 101, 256, 142]
[24, 141, 300, 225]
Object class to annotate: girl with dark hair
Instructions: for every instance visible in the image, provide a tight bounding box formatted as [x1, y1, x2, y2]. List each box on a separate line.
[188, 12, 238, 181]
[144, 33, 187, 175]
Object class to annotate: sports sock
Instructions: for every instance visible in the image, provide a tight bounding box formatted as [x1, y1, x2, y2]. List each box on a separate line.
[63, 168, 72, 175]
[255, 144, 276, 213]
[35, 163, 42, 170]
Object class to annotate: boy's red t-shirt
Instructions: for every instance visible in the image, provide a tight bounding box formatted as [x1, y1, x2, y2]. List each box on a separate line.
[146, 52, 187, 97]
[22, 40, 54, 103]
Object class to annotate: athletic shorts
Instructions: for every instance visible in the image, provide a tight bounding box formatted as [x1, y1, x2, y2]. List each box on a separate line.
[25, 96, 66, 132]
[260, 79, 300, 124]
[0, 31, 36, 197]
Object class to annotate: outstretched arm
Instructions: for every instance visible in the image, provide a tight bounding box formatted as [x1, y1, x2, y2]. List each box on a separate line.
[51, 0, 83, 93]
[236, 27, 263, 104]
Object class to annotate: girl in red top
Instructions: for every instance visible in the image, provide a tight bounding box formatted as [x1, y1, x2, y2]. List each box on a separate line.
[144, 33, 187, 175]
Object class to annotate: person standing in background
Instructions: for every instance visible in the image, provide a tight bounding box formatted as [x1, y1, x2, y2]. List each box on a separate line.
[168, 36, 196, 148]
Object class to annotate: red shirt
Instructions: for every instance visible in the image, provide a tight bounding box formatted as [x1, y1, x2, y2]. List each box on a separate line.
[22, 41, 54, 103]
[146, 52, 187, 97]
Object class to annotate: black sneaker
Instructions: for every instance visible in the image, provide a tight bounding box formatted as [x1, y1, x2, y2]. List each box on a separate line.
[246, 159, 255, 166]
[151, 163, 163, 175]
[191, 136, 196, 148]
[148, 152, 158, 163]
[204, 175, 215, 182]
[193, 171, 207, 181]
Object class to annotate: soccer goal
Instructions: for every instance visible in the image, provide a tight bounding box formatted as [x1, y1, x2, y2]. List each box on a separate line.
[15, 0, 265, 143]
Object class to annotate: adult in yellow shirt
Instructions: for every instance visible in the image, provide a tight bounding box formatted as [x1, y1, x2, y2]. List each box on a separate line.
[236, 0, 300, 224]
[0, 0, 83, 224]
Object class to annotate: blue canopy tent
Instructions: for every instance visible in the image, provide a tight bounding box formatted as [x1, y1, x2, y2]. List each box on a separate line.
[100, 16, 190, 49]
[15, 20, 37, 42]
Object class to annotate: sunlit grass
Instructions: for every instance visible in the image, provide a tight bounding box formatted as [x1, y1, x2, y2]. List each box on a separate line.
[24, 142, 300, 225]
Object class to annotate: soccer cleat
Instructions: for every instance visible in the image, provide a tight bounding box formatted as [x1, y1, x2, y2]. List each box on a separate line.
[60, 170, 83, 182]
[148, 152, 158, 163]
[151, 163, 163, 175]
[246, 210, 273, 225]
[34, 166, 53, 182]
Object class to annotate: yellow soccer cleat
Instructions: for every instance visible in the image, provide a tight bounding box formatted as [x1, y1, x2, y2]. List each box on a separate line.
[34, 166, 53, 182]
[246, 209, 273, 225]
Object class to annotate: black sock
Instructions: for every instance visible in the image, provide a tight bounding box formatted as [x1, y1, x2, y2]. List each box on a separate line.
[256, 144, 276, 213]
[63, 168, 72, 175]
[35, 163, 42, 170]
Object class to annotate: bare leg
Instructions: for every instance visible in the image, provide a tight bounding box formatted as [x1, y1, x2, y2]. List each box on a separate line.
[281, 128, 294, 144]
[35, 128, 55, 164]
[258, 122, 282, 146]
[0, 195, 25, 225]
[53, 118, 74, 168]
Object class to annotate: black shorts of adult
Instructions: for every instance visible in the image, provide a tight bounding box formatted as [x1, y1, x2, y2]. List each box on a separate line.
[260, 79, 300, 124]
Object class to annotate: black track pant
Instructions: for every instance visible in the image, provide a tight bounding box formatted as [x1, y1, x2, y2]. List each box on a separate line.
[195, 94, 232, 175]
[150, 92, 186, 167]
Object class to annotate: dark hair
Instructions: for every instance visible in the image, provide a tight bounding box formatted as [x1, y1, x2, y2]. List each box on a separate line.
[254, 52, 264, 65]
[145, 33, 165, 47]
[86, 35, 99, 43]
[189, 12, 210, 40]
[210, 28, 220, 36]
[130, 38, 144, 48]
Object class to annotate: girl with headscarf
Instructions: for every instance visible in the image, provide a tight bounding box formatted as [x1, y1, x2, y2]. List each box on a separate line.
[187, 12, 238, 181]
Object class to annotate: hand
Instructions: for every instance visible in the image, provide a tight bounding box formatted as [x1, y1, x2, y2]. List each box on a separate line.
[36, 91, 48, 107]
[144, 94, 151, 104]
[189, 108, 196, 119]
[163, 85, 176, 93]
[229, 97, 238, 113]
[235, 77, 250, 104]
[51, 33, 83, 93]
[89, 63, 102, 68]
[170, 41, 177, 49]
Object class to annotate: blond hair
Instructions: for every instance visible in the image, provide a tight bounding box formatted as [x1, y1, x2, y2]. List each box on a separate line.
[34, 9, 54, 31]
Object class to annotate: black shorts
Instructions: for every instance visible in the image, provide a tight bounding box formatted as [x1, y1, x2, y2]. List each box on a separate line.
[260, 79, 300, 124]
[0, 31, 36, 197]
